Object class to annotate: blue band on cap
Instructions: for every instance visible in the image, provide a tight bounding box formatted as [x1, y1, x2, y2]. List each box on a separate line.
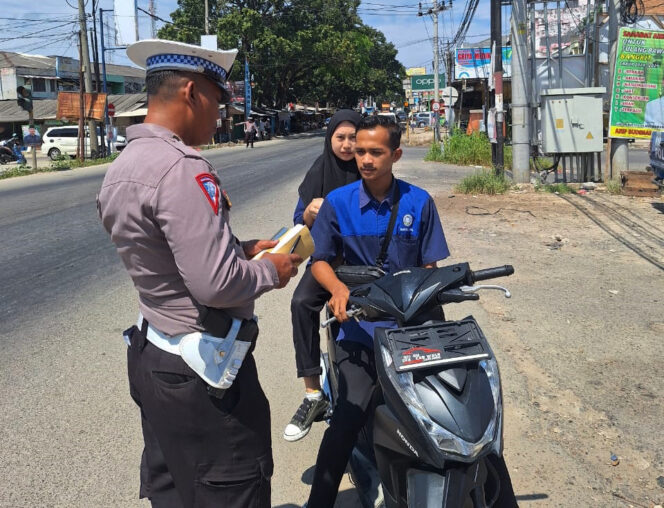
[146, 53, 228, 83]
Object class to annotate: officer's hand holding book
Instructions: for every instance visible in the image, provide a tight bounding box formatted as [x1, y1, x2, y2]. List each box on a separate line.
[254, 225, 315, 288]
[262, 252, 302, 288]
[242, 239, 278, 258]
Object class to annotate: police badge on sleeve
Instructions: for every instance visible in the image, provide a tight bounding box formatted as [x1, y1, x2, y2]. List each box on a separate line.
[195, 173, 221, 214]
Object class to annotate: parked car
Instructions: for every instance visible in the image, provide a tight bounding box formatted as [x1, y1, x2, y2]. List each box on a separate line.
[395, 110, 407, 122]
[41, 126, 126, 160]
[377, 112, 397, 123]
[414, 111, 435, 127]
[377, 112, 407, 131]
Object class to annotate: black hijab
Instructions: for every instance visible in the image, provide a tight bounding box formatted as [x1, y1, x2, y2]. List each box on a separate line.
[298, 109, 362, 205]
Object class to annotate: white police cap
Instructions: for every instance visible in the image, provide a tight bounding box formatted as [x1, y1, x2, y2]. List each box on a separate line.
[127, 39, 237, 100]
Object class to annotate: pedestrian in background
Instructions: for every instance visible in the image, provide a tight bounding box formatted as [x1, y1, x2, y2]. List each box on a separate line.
[97, 39, 301, 508]
[239, 117, 258, 148]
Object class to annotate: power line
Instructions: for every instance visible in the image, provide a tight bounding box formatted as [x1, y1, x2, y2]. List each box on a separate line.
[0, 21, 78, 43]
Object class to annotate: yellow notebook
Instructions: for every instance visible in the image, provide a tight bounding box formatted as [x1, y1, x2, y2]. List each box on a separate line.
[253, 224, 315, 266]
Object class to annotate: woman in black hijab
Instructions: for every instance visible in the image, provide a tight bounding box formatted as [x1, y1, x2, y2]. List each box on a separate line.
[284, 109, 362, 442]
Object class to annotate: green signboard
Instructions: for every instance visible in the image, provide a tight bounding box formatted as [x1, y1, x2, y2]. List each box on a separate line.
[609, 27, 664, 139]
[411, 74, 446, 91]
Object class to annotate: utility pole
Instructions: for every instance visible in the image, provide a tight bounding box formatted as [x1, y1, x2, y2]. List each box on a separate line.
[433, 0, 440, 142]
[205, 0, 210, 35]
[607, 0, 628, 180]
[490, 0, 504, 175]
[90, 0, 101, 92]
[78, 0, 99, 157]
[149, 0, 157, 38]
[510, 0, 530, 183]
[418, 1, 452, 143]
[78, 32, 86, 162]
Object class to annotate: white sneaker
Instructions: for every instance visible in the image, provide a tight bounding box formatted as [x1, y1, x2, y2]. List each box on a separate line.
[283, 396, 329, 442]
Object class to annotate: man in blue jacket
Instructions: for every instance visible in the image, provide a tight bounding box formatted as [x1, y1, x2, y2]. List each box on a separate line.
[305, 115, 450, 507]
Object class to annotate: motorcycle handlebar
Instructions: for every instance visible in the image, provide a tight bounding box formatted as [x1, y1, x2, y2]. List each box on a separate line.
[471, 265, 514, 283]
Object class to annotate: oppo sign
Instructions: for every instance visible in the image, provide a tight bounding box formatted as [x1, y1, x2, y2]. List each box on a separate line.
[411, 74, 446, 91]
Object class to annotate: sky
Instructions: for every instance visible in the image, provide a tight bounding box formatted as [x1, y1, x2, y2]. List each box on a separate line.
[0, 0, 502, 73]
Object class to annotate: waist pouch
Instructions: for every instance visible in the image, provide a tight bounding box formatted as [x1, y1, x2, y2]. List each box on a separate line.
[178, 307, 259, 391]
[335, 265, 386, 287]
[198, 307, 259, 346]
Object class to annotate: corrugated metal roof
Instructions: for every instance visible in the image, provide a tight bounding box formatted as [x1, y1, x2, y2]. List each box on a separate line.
[0, 98, 57, 122]
[0, 52, 53, 71]
[0, 51, 144, 79]
[0, 93, 146, 123]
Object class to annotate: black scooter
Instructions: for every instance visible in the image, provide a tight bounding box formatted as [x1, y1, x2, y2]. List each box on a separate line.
[320, 263, 517, 507]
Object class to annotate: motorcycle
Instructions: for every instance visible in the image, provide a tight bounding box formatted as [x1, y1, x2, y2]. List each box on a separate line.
[0, 135, 26, 165]
[319, 262, 517, 507]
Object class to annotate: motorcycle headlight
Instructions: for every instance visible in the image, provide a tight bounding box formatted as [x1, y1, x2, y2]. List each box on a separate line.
[380, 345, 502, 460]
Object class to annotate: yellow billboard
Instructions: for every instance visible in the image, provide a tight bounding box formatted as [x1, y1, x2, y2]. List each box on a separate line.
[406, 67, 426, 76]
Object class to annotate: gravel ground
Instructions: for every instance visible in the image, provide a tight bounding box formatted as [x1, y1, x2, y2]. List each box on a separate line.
[432, 186, 664, 507]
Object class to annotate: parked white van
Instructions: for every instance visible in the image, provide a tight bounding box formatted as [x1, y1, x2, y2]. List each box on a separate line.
[41, 126, 126, 160]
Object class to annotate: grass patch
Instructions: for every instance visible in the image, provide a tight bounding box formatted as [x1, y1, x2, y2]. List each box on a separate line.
[0, 164, 53, 180]
[455, 170, 512, 195]
[605, 179, 621, 195]
[536, 182, 576, 194]
[424, 142, 444, 161]
[0, 153, 119, 180]
[425, 130, 512, 169]
[53, 152, 119, 170]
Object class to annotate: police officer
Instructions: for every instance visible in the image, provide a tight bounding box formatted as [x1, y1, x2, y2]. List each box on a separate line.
[97, 39, 301, 508]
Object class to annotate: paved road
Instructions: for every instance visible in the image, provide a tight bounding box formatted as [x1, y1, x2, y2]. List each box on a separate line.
[0, 135, 465, 507]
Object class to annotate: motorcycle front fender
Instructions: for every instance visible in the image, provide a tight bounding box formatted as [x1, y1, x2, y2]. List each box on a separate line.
[406, 459, 489, 508]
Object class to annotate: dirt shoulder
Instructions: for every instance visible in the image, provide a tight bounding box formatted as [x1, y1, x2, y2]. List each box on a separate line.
[433, 189, 664, 507]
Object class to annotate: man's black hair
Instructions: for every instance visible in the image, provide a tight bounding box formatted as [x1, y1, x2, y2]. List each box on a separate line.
[357, 115, 401, 151]
[146, 70, 186, 99]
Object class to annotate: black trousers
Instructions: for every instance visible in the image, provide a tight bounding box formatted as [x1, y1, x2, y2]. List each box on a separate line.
[290, 266, 330, 378]
[307, 340, 377, 508]
[244, 131, 255, 147]
[126, 324, 272, 508]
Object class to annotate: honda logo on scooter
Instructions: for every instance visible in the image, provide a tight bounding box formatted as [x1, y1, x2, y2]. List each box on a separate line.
[396, 428, 419, 457]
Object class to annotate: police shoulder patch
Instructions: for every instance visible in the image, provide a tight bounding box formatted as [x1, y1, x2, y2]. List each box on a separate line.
[195, 173, 220, 214]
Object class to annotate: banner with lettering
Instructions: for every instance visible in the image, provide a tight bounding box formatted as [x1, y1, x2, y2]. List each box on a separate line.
[609, 27, 664, 139]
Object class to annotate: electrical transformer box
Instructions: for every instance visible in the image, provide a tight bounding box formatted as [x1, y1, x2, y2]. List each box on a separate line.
[540, 87, 605, 154]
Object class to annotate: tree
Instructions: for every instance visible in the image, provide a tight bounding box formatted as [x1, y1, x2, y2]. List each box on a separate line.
[158, 0, 405, 108]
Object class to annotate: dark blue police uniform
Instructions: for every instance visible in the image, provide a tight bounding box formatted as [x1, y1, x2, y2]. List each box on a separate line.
[306, 177, 449, 507]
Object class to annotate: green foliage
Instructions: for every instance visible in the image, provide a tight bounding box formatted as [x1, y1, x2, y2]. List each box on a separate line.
[605, 179, 621, 195]
[535, 183, 576, 194]
[0, 165, 41, 179]
[455, 171, 512, 195]
[50, 155, 72, 171]
[158, 0, 405, 108]
[424, 142, 444, 162]
[431, 130, 513, 169]
[0, 153, 119, 180]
